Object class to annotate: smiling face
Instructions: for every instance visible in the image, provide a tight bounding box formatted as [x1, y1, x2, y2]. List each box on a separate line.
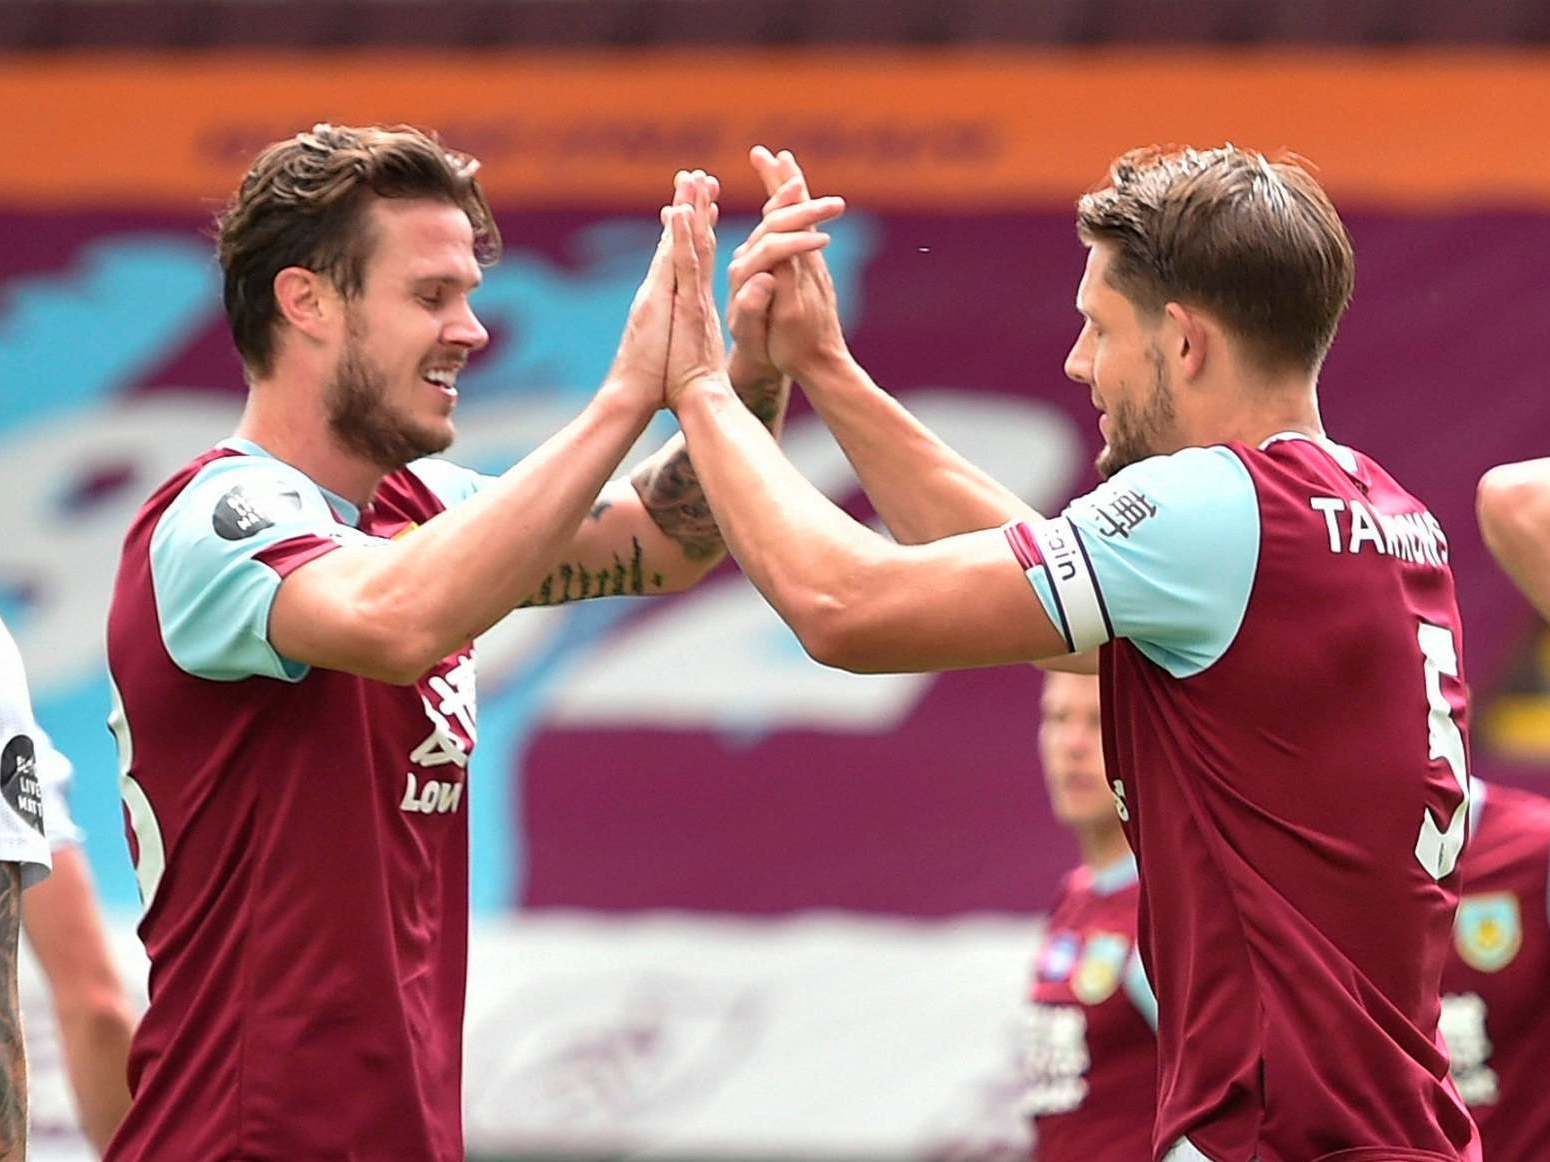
[325, 197, 489, 469]
[1063, 242, 1182, 480]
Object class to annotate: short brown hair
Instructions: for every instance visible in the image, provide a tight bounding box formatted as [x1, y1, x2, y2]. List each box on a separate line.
[1076, 145, 1354, 374]
[215, 123, 501, 377]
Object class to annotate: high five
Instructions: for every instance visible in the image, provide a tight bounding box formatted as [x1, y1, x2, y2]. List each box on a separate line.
[666, 149, 1478, 1162]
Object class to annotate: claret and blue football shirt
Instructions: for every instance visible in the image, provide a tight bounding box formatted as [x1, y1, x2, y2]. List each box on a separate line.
[1004, 434, 1478, 1162]
[106, 439, 492, 1162]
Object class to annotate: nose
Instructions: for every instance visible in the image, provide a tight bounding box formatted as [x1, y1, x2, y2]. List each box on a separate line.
[1064, 329, 1092, 386]
[444, 301, 489, 352]
[1068, 733, 1096, 762]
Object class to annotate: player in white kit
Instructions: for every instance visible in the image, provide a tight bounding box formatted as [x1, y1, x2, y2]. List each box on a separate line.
[0, 614, 57, 1161]
[19, 726, 137, 1161]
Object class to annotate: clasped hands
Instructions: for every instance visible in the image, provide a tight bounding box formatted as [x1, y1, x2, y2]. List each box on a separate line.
[607, 147, 850, 416]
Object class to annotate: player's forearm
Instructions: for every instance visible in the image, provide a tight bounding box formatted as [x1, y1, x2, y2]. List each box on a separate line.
[56, 1001, 134, 1154]
[797, 353, 1038, 541]
[728, 347, 792, 440]
[673, 376, 890, 660]
[0, 865, 26, 1162]
[629, 353, 791, 565]
[20, 847, 133, 1154]
[1479, 460, 1550, 619]
[359, 384, 657, 674]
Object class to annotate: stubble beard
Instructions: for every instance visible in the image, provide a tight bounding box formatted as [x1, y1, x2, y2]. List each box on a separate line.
[326, 323, 452, 472]
[1094, 346, 1176, 481]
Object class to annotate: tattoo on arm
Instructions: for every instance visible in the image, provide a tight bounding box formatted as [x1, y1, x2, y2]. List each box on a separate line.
[0, 863, 25, 1161]
[630, 370, 789, 561]
[631, 449, 725, 562]
[733, 371, 788, 428]
[518, 537, 665, 607]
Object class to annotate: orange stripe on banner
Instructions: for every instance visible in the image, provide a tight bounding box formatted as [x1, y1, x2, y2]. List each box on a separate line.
[2, 49, 1548, 210]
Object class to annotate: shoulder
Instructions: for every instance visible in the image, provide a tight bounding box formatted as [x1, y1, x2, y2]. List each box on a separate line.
[142, 452, 366, 682]
[1481, 783, 1550, 845]
[1047, 865, 1093, 916]
[1060, 864, 1090, 898]
[1240, 433, 1385, 494]
[397, 457, 492, 515]
[1069, 444, 1256, 528]
[149, 451, 355, 567]
[1004, 446, 1261, 669]
[163, 452, 334, 533]
[1060, 445, 1260, 564]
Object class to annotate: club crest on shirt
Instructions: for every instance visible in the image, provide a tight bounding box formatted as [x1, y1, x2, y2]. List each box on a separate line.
[0, 733, 45, 836]
[1455, 892, 1522, 973]
[211, 482, 303, 540]
[1071, 932, 1130, 1005]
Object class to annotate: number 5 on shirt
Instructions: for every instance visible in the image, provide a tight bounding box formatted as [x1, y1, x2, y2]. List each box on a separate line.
[1417, 620, 1469, 881]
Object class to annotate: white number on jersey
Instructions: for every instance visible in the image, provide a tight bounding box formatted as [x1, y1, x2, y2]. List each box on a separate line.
[1111, 778, 1130, 823]
[110, 675, 167, 910]
[1415, 621, 1469, 880]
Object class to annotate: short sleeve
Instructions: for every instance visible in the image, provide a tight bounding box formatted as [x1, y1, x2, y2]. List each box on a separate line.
[1002, 446, 1260, 677]
[34, 727, 83, 850]
[150, 456, 376, 682]
[406, 458, 496, 510]
[0, 621, 53, 887]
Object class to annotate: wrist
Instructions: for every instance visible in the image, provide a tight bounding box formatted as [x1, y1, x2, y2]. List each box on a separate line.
[595, 375, 661, 426]
[727, 352, 790, 427]
[790, 341, 856, 384]
[727, 343, 779, 385]
[671, 374, 736, 416]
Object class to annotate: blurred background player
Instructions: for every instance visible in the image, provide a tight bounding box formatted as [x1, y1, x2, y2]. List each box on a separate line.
[664, 147, 1478, 1160]
[20, 725, 135, 1161]
[0, 615, 58, 1162]
[1437, 779, 1550, 1162]
[1023, 669, 1154, 1161]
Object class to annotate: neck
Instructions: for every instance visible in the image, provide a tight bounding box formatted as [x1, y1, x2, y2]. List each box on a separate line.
[236, 380, 385, 507]
[1075, 819, 1132, 873]
[1189, 368, 1325, 451]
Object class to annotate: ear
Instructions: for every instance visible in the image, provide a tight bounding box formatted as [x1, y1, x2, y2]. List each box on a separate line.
[1164, 302, 1209, 381]
[272, 266, 336, 344]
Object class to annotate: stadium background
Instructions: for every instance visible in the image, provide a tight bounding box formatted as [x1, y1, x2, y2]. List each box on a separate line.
[3, 2, 1550, 1157]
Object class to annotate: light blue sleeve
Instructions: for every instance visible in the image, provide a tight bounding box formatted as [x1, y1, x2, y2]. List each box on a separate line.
[406, 457, 498, 510]
[150, 457, 375, 682]
[1009, 446, 1260, 677]
[1123, 947, 1158, 1031]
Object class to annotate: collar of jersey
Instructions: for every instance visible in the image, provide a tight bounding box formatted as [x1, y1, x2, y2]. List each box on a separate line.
[218, 437, 362, 527]
[1258, 430, 1359, 475]
[1090, 852, 1139, 896]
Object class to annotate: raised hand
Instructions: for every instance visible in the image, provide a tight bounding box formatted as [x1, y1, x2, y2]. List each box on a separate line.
[729, 146, 850, 378]
[604, 169, 720, 413]
[664, 172, 731, 411]
[603, 209, 674, 413]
